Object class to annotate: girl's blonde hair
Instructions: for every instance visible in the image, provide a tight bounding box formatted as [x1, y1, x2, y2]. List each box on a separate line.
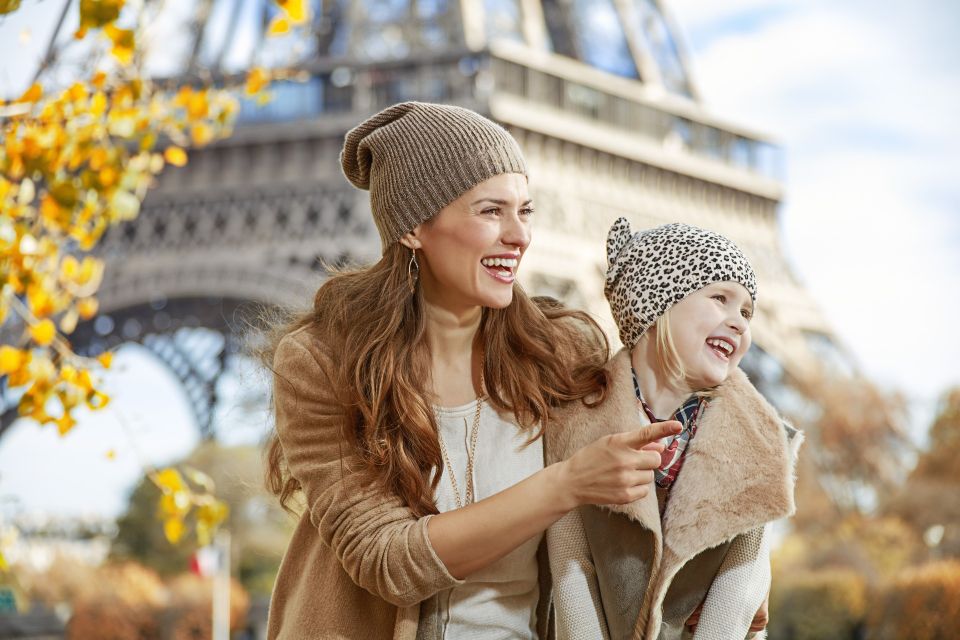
[643, 308, 715, 398]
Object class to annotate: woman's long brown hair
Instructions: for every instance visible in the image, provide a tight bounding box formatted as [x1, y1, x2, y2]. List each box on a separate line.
[261, 242, 610, 518]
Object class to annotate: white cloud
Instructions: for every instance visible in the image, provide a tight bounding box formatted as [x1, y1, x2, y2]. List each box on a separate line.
[668, 0, 960, 413]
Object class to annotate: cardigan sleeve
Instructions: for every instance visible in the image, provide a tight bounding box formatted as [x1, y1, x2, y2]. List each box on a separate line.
[547, 508, 611, 640]
[692, 523, 771, 640]
[273, 329, 464, 607]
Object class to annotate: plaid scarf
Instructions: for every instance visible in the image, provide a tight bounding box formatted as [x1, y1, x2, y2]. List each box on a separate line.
[632, 368, 706, 489]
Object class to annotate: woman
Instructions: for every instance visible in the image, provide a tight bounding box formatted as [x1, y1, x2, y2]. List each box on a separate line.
[264, 102, 680, 639]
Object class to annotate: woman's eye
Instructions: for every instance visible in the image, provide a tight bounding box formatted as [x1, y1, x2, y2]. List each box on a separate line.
[482, 208, 500, 215]
[712, 294, 726, 303]
[521, 207, 535, 216]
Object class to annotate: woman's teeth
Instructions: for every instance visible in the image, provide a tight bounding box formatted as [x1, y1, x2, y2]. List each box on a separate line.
[481, 257, 518, 268]
[706, 338, 733, 357]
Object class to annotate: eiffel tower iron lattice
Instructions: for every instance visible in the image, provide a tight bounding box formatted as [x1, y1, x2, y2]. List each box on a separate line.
[1, 0, 844, 438]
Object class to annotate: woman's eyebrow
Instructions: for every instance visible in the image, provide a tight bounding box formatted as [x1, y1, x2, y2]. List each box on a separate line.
[469, 198, 533, 206]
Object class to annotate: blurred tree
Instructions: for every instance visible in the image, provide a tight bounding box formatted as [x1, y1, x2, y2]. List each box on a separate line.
[0, 0, 307, 562]
[112, 442, 294, 594]
[791, 373, 912, 521]
[885, 386, 960, 559]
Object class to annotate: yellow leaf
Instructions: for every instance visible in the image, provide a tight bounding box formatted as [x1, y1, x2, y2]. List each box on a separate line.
[190, 123, 214, 146]
[156, 468, 187, 494]
[163, 517, 185, 544]
[186, 90, 209, 119]
[99, 165, 117, 188]
[0, 1, 23, 17]
[60, 365, 79, 383]
[78, 257, 102, 286]
[91, 70, 107, 89]
[61, 255, 79, 279]
[79, 0, 124, 30]
[27, 286, 55, 318]
[90, 90, 107, 116]
[56, 412, 76, 435]
[267, 14, 290, 36]
[17, 82, 42, 104]
[278, 0, 308, 23]
[86, 390, 109, 410]
[97, 351, 113, 369]
[0, 346, 25, 374]
[164, 146, 188, 167]
[66, 82, 88, 103]
[78, 297, 99, 320]
[30, 319, 56, 346]
[104, 24, 135, 65]
[245, 67, 270, 96]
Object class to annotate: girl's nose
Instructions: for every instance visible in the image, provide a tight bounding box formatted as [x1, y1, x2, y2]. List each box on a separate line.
[728, 312, 748, 335]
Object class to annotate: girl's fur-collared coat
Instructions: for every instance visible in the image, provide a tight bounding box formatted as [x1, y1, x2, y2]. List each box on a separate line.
[546, 349, 803, 640]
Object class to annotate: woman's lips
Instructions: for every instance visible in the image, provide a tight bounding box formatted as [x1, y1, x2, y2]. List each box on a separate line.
[482, 263, 515, 283]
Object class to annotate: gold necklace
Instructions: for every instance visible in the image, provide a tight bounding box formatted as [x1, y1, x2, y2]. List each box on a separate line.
[436, 355, 485, 509]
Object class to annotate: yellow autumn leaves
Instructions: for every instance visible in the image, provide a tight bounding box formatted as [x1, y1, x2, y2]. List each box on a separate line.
[154, 467, 229, 547]
[0, 0, 317, 550]
[267, 0, 310, 36]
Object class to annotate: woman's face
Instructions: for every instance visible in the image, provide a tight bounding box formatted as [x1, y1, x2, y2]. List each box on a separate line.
[403, 173, 533, 311]
[667, 282, 754, 389]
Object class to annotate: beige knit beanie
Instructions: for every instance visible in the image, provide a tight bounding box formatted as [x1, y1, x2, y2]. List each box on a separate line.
[340, 102, 528, 249]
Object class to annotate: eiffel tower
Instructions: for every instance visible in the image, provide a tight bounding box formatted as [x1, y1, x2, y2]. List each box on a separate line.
[1, 0, 837, 437]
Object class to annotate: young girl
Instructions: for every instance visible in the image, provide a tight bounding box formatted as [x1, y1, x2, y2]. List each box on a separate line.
[547, 218, 803, 639]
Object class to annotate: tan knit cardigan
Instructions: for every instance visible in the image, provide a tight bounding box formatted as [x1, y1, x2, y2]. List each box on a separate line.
[266, 324, 553, 640]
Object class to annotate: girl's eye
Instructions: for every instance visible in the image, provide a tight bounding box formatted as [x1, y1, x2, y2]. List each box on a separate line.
[521, 207, 535, 216]
[712, 294, 726, 303]
[741, 309, 753, 320]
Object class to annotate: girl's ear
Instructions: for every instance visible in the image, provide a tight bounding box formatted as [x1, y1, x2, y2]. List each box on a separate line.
[606, 217, 634, 280]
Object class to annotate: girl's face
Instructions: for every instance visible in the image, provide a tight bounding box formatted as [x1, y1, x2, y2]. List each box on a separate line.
[402, 173, 533, 312]
[667, 282, 754, 389]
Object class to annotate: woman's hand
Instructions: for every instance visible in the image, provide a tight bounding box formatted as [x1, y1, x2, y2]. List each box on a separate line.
[557, 420, 681, 510]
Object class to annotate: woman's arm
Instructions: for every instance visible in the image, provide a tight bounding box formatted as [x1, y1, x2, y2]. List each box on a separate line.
[427, 423, 677, 578]
[274, 330, 680, 600]
[274, 333, 460, 606]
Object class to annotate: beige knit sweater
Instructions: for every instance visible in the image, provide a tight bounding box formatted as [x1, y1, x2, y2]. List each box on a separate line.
[266, 325, 552, 640]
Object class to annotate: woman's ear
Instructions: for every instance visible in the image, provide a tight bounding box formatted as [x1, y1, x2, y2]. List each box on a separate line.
[398, 227, 423, 250]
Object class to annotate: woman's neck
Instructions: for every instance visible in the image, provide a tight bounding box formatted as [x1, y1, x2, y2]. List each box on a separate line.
[423, 298, 484, 406]
[630, 340, 694, 420]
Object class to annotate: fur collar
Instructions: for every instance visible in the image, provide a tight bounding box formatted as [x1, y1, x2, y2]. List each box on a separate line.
[547, 348, 799, 561]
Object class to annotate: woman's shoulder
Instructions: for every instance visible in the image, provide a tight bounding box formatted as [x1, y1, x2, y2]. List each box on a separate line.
[274, 322, 340, 375]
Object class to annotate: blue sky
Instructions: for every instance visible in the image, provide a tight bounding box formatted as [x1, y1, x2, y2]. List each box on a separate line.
[1, 0, 959, 518]
[670, 0, 960, 409]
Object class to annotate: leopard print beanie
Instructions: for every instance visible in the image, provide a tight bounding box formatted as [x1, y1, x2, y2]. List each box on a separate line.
[604, 217, 757, 349]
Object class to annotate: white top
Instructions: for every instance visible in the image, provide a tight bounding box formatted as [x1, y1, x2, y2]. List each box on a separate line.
[432, 398, 544, 639]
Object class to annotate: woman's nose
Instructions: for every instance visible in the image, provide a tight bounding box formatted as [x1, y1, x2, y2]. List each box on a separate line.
[502, 211, 531, 249]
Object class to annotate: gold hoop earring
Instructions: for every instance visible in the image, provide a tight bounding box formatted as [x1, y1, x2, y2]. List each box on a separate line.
[407, 248, 419, 293]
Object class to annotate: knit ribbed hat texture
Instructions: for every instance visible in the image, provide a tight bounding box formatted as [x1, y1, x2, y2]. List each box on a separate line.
[340, 102, 528, 249]
[605, 217, 758, 349]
